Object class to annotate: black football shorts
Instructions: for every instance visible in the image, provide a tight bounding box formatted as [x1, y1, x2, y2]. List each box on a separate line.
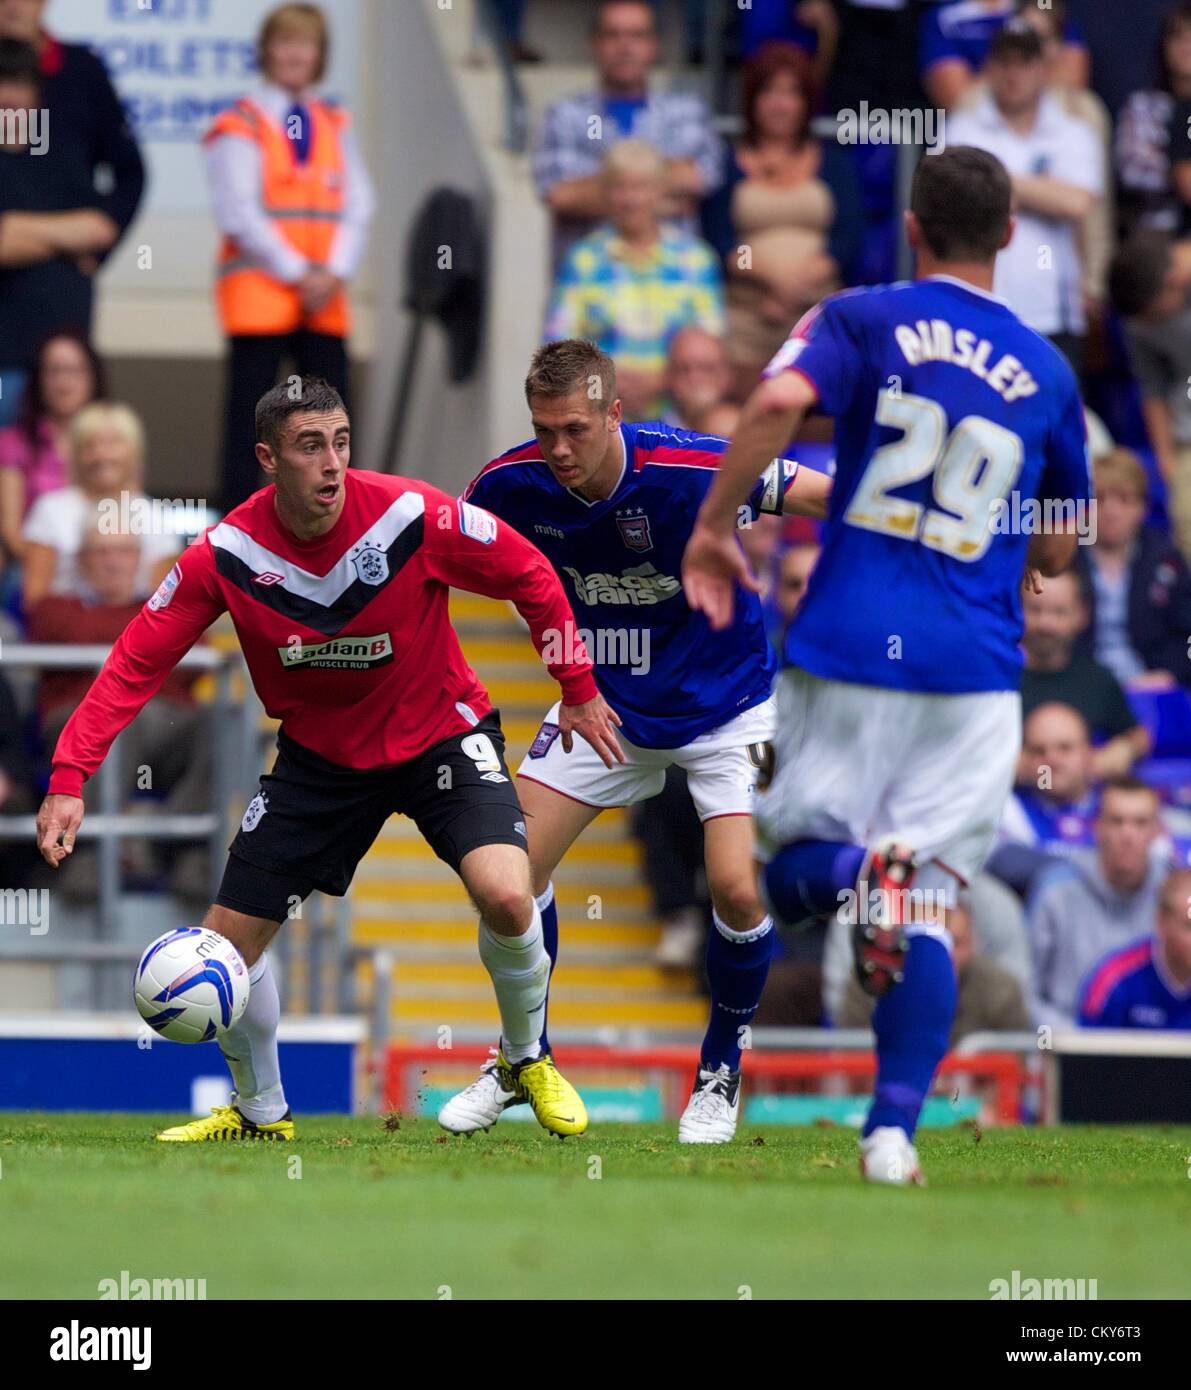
[216, 711, 527, 922]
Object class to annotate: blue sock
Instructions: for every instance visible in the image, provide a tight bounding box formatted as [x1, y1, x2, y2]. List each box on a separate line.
[763, 840, 866, 925]
[536, 883, 558, 1056]
[864, 933, 956, 1140]
[700, 912, 776, 1071]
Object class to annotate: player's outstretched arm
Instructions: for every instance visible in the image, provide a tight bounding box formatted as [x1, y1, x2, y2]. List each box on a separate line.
[36, 794, 84, 869]
[684, 371, 816, 630]
[782, 463, 831, 519]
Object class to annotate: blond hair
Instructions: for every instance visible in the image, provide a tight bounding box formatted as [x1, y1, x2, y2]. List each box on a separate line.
[603, 138, 666, 182]
[525, 340, 617, 412]
[1094, 447, 1149, 504]
[259, 3, 329, 84]
[68, 402, 146, 491]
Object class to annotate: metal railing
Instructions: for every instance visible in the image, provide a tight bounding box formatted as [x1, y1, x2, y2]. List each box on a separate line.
[0, 644, 258, 930]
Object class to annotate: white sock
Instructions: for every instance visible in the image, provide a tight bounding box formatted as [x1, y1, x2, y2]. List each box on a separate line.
[478, 903, 548, 1063]
[219, 951, 288, 1124]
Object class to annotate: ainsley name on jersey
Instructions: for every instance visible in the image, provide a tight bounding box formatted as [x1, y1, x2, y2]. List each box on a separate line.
[770, 310, 1042, 404]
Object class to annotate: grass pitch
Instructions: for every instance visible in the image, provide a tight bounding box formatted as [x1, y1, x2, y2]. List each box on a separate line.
[1, 1113, 1189, 1300]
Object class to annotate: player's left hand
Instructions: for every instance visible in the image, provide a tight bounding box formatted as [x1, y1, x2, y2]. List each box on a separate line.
[559, 693, 624, 769]
[682, 521, 763, 631]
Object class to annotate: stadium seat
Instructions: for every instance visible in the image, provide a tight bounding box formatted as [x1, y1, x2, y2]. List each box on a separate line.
[1126, 687, 1191, 759]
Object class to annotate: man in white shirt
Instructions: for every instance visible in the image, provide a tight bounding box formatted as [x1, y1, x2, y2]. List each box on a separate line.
[945, 25, 1102, 375]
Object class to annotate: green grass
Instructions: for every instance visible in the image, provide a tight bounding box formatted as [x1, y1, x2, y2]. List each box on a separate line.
[1, 1114, 1189, 1300]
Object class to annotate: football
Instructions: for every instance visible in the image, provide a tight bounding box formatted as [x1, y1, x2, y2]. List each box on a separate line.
[133, 928, 250, 1044]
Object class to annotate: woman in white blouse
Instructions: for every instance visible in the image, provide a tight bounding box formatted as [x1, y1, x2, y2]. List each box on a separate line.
[21, 401, 180, 608]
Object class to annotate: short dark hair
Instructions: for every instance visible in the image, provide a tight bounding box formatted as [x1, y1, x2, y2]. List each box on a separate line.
[525, 341, 617, 412]
[910, 146, 1012, 263]
[986, 24, 1044, 65]
[0, 38, 41, 89]
[255, 376, 346, 451]
[1109, 231, 1172, 318]
[592, 0, 655, 38]
[1099, 777, 1160, 809]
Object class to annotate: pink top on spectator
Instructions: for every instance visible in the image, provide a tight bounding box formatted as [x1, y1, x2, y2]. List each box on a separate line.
[0, 420, 70, 515]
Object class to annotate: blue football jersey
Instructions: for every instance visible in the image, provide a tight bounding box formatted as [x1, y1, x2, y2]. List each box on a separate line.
[463, 421, 797, 748]
[1079, 936, 1191, 1030]
[763, 276, 1092, 694]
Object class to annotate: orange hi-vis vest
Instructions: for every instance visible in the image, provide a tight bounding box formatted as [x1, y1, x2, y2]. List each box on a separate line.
[205, 97, 351, 338]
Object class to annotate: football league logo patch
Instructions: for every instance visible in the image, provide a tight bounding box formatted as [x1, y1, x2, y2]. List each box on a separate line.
[616, 508, 653, 553]
[352, 544, 388, 586]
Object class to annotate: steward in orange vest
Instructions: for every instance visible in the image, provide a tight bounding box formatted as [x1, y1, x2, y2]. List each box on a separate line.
[204, 97, 351, 338]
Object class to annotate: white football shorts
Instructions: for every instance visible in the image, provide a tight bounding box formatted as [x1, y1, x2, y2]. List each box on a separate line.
[517, 695, 777, 821]
[755, 668, 1021, 893]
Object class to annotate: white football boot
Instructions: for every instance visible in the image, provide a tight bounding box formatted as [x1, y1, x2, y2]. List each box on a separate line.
[437, 1049, 520, 1135]
[859, 1125, 925, 1186]
[678, 1063, 741, 1143]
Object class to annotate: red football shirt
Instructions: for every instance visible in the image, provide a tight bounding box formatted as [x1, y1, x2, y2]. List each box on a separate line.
[48, 471, 597, 798]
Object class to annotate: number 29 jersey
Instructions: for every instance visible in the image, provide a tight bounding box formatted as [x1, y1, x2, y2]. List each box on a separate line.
[764, 275, 1092, 694]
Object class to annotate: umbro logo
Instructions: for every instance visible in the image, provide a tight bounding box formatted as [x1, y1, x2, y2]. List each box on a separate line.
[253, 571, 285, 586]
[480, 771, 509, 784]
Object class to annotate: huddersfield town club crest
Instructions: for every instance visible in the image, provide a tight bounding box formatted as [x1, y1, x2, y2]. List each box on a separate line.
[352, 544, 388, 586]
[616, 508, 652, 553]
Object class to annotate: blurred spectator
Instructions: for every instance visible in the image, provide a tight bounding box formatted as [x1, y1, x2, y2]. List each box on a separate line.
[1021, 570, 1150, 775]
[0, 330, 104, 568]
[1116, 2, 1191, 236]
[0, 663, 36, 887]
[1110, 231, 1191, 563]
[662, 327, 739, 435]
[1028, 778, 1167, 1029]
[29, 526, 210, 901]
[1009, 1, 1114, 323]
[632, 764, 709, 971]
[204, 3, 375, 510]
[532, 0, 723, 267]
[945, 27, 1102, 375]
[20, 401, 180, 607]
[737, 1, 840, 92]
[544, 140, 725, 420]
[0, 37, 123, 429]
[701, 43, 858, 400]
[821, 874, 1033, 1022]
[991, 703, 1099, 897]
[1073, 448, 1191, 689]
[921, 0, 1088, 111]
[836, 900, 1030, 1041]
[1004, 703, 1099, 851]
[487, 0, 541, 63]
[774, 536, 819, 628]
[1078, 865, 1191, 1029]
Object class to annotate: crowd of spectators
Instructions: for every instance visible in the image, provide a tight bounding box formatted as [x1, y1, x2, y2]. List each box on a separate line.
[527, 0, 1191, 1034]
[2, 0, 1191, 1037]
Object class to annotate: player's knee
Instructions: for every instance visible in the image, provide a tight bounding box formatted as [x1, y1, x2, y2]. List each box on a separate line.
[710, 876, 765, 932]
[203, 904, 274, 967]
[474, 881, 534, 935]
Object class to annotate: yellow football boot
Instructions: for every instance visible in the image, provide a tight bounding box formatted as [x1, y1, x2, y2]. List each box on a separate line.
[498, 1049, 588, 1138]
[155, 1105, 294, 1142]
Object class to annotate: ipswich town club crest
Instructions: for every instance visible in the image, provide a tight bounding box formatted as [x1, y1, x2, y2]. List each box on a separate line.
[616, 507, 653, 553]
[352, 544, 388, 586]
